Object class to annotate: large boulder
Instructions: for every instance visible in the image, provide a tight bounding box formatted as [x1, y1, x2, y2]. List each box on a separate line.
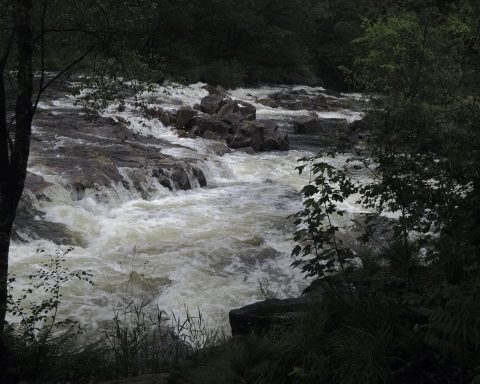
[216, 99, 256, 121]
[228, 120, 263, 151]
[237, 100, 256, 120]
[229, 297, 317, 336]
[260, 120, 289, 151]
[186, 115, 231, 137]
[200, 93, 226, 114]
[293, 116, 348, 136]
[175, 106, 198, 129]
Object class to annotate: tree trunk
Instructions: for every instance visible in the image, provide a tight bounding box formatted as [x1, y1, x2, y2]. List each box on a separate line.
[0, 0, 34, 337]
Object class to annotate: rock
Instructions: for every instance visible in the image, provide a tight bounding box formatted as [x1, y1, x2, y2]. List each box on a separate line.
[235, 146, 256, 155]
[260, 120, 289, 151]
[216, 99, 239, 117]
[256, 88, 351, 112]
[175, 106, 198, 129]
[229, 297, 318, 336]
[215, 99, 256, 124]
[256, 98, 278, 108]
[292, 115, 320, 134]
[176, 129, 188, 138]
[200, 93, 226, 114]
[186, 116, 231, 137]
[237, 101, 256, 120]
[228, 121, 263, 151]
[293, 116, 347, 136]
[145, 107, 175, 126]
[192, 167, 207, 187]
[202, 130, 223, 141]
[172, 169, 191, 190]
[202, 84, 226, 96]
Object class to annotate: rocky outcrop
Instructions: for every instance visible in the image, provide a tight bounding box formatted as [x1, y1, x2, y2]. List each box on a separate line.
[176, 89, 289, 152]
[293, 115, 348, 136]
[199, 93, 226, 114]
[256, 88, 349, 112]
[229, 296, 320, 336]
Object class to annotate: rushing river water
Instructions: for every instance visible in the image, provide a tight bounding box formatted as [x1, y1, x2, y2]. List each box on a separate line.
[8, 83, 364, 332]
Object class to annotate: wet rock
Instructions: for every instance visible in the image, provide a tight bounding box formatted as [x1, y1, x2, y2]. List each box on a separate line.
[237, 101, 256, 120]
[257, 89, 350, 112]
[256, 98, 278, 108]
[202, 84, 226, 96]
[235, 146, 256, 155]
[229, 297, 318, 336]
[192, 167, 207, 187]
[175, 106, 198, 129]
[202, 130, 223, 141]
[228, 120, 263, 151]
[200, 93, 226, 114]
[292, 115, 320, 134]
[215, 99, 256, 123]
[260, 120, 289, 151]
[293, 116, 348, 136]
[176, 129, 188, 138]
[216, 99, 239, 117]
[145, 107, 175, 126]
[186, 115, 231, 137]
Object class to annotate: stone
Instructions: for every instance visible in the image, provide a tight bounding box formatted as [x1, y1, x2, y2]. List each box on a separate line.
[202, 130, 223, 141]
[175, 106, 198, 129]
[237, 100, 256, 120]
[192, 167, 207, 187]
[293, 116, 347, 136]
[229, 297, 319, 336]
[145, 107, 175, 126]
[260, 120, 289, 151]
[200, 93, 226, 114]
[228, 121, 263, 151]
[186, 116, 231, 137]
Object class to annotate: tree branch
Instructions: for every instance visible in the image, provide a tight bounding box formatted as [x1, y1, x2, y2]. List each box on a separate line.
[32, 43, 95, 114]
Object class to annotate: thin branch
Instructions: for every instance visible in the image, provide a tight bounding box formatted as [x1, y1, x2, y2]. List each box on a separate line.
[32, 44, 95, 113]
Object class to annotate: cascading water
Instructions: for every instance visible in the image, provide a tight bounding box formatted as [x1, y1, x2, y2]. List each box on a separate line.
[8, 82, 365, 333]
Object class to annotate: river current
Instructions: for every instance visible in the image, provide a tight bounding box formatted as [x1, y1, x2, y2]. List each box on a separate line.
[8, 83, 364, 332]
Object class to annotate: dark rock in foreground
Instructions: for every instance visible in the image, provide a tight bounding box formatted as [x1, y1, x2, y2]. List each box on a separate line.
[229, 296, 320, 336]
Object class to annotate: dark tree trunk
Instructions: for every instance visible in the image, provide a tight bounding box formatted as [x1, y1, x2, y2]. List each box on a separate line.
[0, 0, 33, 337]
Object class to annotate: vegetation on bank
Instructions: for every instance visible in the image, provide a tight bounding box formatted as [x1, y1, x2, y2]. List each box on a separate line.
[175, 2, 480, 383]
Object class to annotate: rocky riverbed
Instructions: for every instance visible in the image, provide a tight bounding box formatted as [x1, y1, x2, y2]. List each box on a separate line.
[9, 81, 368, 333]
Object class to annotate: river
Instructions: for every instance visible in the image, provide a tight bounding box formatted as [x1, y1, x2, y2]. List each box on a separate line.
[8, 82, 364, 333]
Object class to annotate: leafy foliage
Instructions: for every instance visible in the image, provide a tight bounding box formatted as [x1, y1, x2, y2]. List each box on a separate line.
[6, 248, 93, 379]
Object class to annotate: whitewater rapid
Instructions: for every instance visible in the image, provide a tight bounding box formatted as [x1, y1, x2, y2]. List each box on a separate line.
[9, 83, 365, 333]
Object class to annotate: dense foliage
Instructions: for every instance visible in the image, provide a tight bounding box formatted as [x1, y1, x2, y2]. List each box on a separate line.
[174, 2, 480, 384]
